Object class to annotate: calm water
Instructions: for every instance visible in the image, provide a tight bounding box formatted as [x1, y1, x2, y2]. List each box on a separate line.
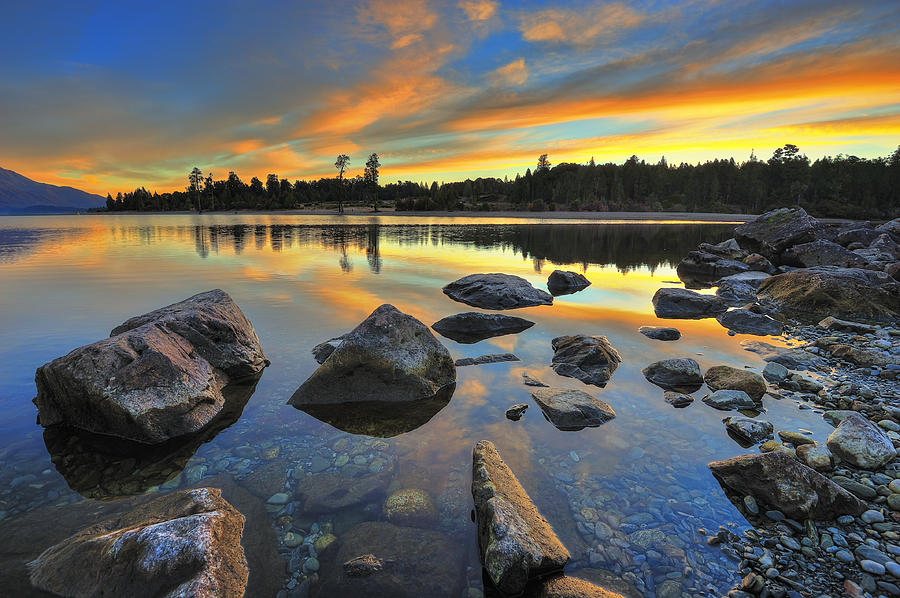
[0, 214, 836, 598]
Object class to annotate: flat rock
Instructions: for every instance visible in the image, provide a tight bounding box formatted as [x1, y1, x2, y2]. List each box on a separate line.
[838, 227, 883, 247]
[724, 416, 773, 444]
[702, 390, 756, 411]
[547, 270, 591, 295]
[289, 304, 455, 406]
[550, 335, 621, 387]
[827, 413, 898, 470]
[522, 373, 548, 387]
[33, 289, 268, 444]
[782, 240, 870, 268]
[456, 353, 520, 366]
[638, 326, 680, 341]
[740, 340, 824, 370]
[715, 271, 771, 304]
[472, 440, 570, 595]
[530, 388, 616, 430]
[432, 312, 534, 344]
[28, 488, 248, 598]
[818, 316, 878, 334]
[878, 217, 900, 240]
[652, 287, 727, 319]
[733, 207, 821, 260]
[756, 266, 900, 324]
[443, 273, 553, 310]
[708, 451, 865, 519]
[703, 365, 767, 401]
[717, 308, 783, 336]
[642, 358, 703, 392]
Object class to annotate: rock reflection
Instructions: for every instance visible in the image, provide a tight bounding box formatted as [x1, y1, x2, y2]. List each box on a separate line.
[42, 377, 260, 499]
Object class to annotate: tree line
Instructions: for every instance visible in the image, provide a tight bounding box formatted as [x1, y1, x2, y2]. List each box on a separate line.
[105, 144, 900, 218]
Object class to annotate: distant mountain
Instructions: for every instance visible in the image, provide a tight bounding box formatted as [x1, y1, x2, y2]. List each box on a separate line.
[0, 166, 105, 214]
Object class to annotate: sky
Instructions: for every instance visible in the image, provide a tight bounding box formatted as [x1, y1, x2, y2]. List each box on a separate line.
[1, 0, 899, 196]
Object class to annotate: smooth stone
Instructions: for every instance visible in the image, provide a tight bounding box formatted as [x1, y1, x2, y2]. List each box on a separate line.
[704, 365, 767, 400]
[505, 404, 529, 421]
[862, 560, 886, 575]
[443, 273, 553, 310]
[530, 388, 616, 431]
[642, 358, 703, 391]
[431, 312, 535, 344]
[638, 326, 681, 341]
[652, 287, 728, 319]
[724, 416, 774, 444]
[861, 509, 885, 523]
[546, 270, 591, 295]
[717, 308, 784, 336]
[827, 413, 898, 470]
[550, 335, 621, 387]
[702, 390, 756, 411]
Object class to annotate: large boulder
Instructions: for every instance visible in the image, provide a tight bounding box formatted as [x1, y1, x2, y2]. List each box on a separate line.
[782, 240, 869, 268]
[756, 266, 900, 323]
[715, 271, 771, 304]
[838, 227, 883, 247]
[652, 288, 727, 319]
[432, 312, 534, 344]
[717, 308, 783, 336]
[547, 270, 591, 295]
[703, 365, 767, 401]
[530, 388, 616, 431]
[550, 335, 621, 387]
[289, 304, 455, 406]
[826, 413, 897, 470]
[33, 290, 268, 444]
[724, 416, 773, 444]
[878, 218, 900, 241]
[314, 521, 465, 598]
[642, 358, 702, 392]
[676, 251, 749, 285]
[699, 238, 747, 260]
[28, 488, 248, 598]
[733, 207, 821, 261]
[443, 273, 553, 310]
[472, 441, 569, 595]
[708, 451, 865, 519]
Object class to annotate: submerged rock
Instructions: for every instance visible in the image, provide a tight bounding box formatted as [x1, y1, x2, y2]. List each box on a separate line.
[724, 416, 773, 444]
[33, 289, 268, 444]
[826, 413, 898, 470]
[28, 488, 248, 598]
[642, 358, 703, 392]
[443, 273, 553, 310]
[733, 207, 821, 260]
[652, 287, 727, 319]
[703, 365, 767, 401]
[756, 266, 900, 324]
[431, 312, 534, 344]
[297, 471, 391, 514]
[717, 308, 783, 336]
[547, 270, 591, 295]
[708, 451, 864, 519]
[290, 304, 455, 406]
[702, 390, 756, 411]
[382, 488, 438, 528]
[550, 335, 621, 387]
[456, 353, 520, 366]
[472, 440, 569, 595]
[530, 388, 616, 430]
[638, 326, 681, 341]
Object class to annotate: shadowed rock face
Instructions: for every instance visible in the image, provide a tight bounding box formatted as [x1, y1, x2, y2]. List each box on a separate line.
[27, 488, 248, 598]
[782, 240, 869, 268]
[289, 304, 456, 406]
[676, 250, 749, 287]
[708, 451, 864, 520]
[652, 287, 727, 319]
[550, 335, 621, 387]
[33, 289, 268, 444]
[530, 388, 616, 431]
[443, 273, 553, 310]
[432, 312, 534, 344]
[717, 309, 783, 336]
[547, 270, 591, 296]
[733, 207, 821, 260]
[472, 440, 570, 596]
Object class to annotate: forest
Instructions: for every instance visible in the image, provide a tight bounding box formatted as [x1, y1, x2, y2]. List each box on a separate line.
[104, 144, 900, 219]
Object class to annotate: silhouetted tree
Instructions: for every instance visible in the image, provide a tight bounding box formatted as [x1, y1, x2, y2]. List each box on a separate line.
[537, 154, 551, 172]
[364, 152, 381, 211]
[335, 154, 350, 213]
[188, 167, 203, 211]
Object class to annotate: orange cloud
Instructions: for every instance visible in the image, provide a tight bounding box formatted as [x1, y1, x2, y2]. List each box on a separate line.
[459, 0, 498, 21]
[493, 58, 528, 86]
[519, 3, 644, 45]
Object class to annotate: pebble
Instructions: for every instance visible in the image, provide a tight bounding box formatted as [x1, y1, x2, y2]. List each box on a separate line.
[861, 509, 885, 523]
[861, 560, 886, 575]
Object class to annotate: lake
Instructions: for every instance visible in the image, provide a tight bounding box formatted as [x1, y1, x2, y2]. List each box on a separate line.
[0, 213, 837, 598]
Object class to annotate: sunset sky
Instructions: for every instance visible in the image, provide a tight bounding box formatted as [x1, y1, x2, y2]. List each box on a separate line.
[1, 0, 899, 196]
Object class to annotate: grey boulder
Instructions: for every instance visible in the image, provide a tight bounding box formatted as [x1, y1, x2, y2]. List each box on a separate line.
[826, 413, 897, 470]
[782, 240, 869, 268]
[547, 270, 591, 295]
[702, 390, 756, 411]
[677, 250, 749, 284]
[638, 326, 680, 341]
[432, 312, 534, 344]
[443, 273, 553, 310]
[550, 335, 621, 387]
[733, 207, 821, 260]
[715, 271, 771, 304]
[724, 416, 773, 444]
[530, 387, 616, 430]
[642, 358, 703, 392]
[652, 287, 727, 319]
[717, 308, 783, 336]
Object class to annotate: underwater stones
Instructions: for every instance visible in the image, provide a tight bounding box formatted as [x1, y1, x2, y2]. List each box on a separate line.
[296, 471, 390, 514]
[826, 413, 898, 470]
[472, 440, 570, 595]
[383, 488, 438, 528]
[638, 326, 680, 341]
[33, 289, 268, 445]
[716, 308, 784, 336]
[443, 273, 553, 310]
[733, 207, 821, 260]
[456, 353, 520, 366]
[550, 335, 621, 386]
[506, 403, 529, 420]
[652, 287, 727, 319]
[547, 270, 591, 295]
[289, 304, 455, 406]
[702, 390, 756, 411]
[530, 388, 616, 430]
[642, 358, 703, 392]
[431, 312, 535, 344]
[27, 488, 248, 598]
[724, 416, 774, 444]
[703, 365, 767, 401]
[709, 451, 865, 519]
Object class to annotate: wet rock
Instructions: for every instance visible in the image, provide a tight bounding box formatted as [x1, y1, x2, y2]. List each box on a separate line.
[315, 521, 464, 598]
[708, 451, 865, 519]
[312, 335, 345, 364]
[664, 390, 694, 407]
[530, 388, 616, 430]
[724, 416, 773, 444]
[550, 335, 621, 387]
[443, 273, 553, 310]
[677, 250, 749, 284]
[733, 207, 821, 260]
[717, 308, 784, 336]
[506, 403, 529, 420]
[743, 253, 777, 274]
[522, 373, 548, 387]
[432, 312, 534, 344]
[642, 358, 703, 392]
[826, 413, 897, 470]
[652, 287, 728, 319]
[33, 289, 268, 444]
[472, 440, 569, 595]
[782, 240, 870, 268]
[525, 574, 625, 598]
[382, 488, 438, 528]
[296, 471, 390, 514]
[703, 365, 767, 401]
[777, 430, 814, 446]
[240, 459, 289, 499]
[756, 266, 900, 324]
[715, 271, 771, 304]
[28, 488, 248, 598]
[702, 390, 756, 411]
[638, 326, 680, 341]
[290, 304, 455, 406]
[547, 270, 591, 295]
[456, 353, 520, 366]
